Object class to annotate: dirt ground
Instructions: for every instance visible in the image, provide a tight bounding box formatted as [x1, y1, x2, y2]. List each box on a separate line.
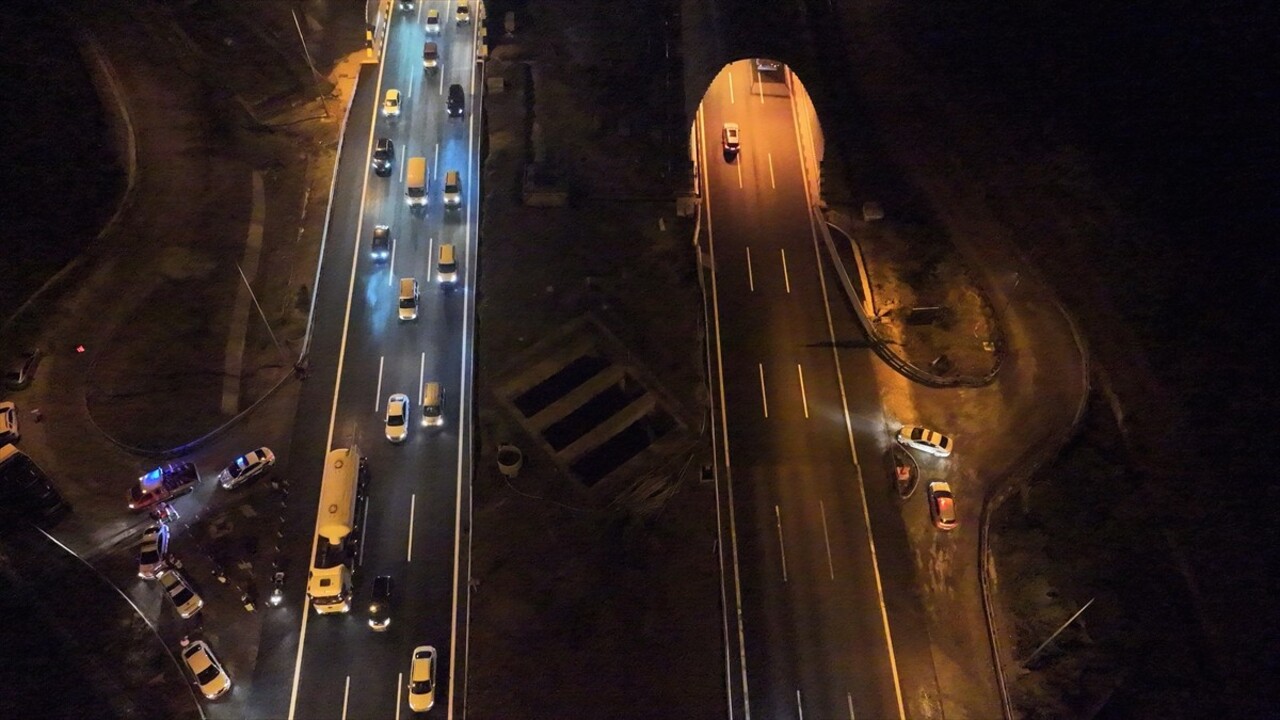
[467, 1, 723, 718]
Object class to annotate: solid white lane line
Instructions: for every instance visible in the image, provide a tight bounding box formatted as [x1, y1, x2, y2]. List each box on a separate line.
[797, 689, 805, 720]
[396, 673, 404, 720]
[419, 351, 426, 401]
[376, 356, 385, 412]
[781, 248, 792, 294]
[400, 153, 406, 182]
[790, 74, 907, 719]
[797, 363, 809, 418]
[697, 104, 754, 719]
[342, 675, 351, 719]
[439, 68, 444, 95]
[848, 692, 857, 719]
[767, 152, 776, 189]
[775, 505, 788, 582]
[290, 6, 393, 718]
[746, 247, 755, 292]
[820, 500, 834, 580]
[728, 70, 735, 104]
[736, 161, 743, 189]
[358, 496, 370, 567]
[758, 363, 769, 418]
[757, 68, 765, 103]
[450, 21, 484, 719]
[407, 494, 417, 562]
[434, 142, 440, 180]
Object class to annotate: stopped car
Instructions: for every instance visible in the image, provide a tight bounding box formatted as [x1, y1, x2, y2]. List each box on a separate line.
[386, 394, 409, 443]
[128, 462, 200, 510]
[722, 122, 740, 158]
[896, 426, 954, 458]
[216, 447, 275, 490]
[407, 645, 437, 712]
[0, 401, 18, 443]
[368, 574, 393, 631]
[927, 481, 958, 530]
[382, 88, 402, 117]
[137, 523, 170, 579]
[447, 83, 465, 117]
[182, 640, 231, 699]
[372, 137, 395, 176]
[370, 225, 392, 263]
[456, 0, 470, 23]
[159, 569, 204, 618]
[425, 9, 441, 32]
[3, 349, 42, 390]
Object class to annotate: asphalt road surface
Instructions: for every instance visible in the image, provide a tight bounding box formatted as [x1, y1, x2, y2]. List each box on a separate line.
[247, 4, 481, 718]
[701, 61, 935, 720]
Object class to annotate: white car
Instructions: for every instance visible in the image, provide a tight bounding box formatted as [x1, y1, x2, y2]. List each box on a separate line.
[159, 569, 204, 619]
[216, 447, 276, 490]
[0, 401, 18, 442]
[407, 645, 436, 712]
[182, 640, 231, 699]
[896, 426, 954, 458]
[383, 88, 402, 117]
[137, 524, 170, 579]
[425, 9, 441, 32]
[385, 393, 409, 443]
[722, 122, 740, 157]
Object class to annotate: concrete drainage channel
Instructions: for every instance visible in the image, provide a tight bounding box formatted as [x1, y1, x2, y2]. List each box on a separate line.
[494, 316, 695, 495]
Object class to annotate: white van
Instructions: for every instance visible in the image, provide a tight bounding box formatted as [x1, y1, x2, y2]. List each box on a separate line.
[405, 157, 427, 206]
[420, 382, 443, 427]
[398, 278, 419, 320]
[437, 243, 457, 285]
[443, 170, 461, 208]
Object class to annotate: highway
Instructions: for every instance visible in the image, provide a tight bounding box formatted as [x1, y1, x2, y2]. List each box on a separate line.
[252, 3, 481, 718]
[699, 61, 912, 720]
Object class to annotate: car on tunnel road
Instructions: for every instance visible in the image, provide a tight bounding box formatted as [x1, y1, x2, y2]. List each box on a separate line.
[383, 89, 401, 117]
[722, 122, 740, 159]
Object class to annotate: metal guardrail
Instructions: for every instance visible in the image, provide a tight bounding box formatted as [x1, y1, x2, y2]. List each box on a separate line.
[814, 211, 1003, 388]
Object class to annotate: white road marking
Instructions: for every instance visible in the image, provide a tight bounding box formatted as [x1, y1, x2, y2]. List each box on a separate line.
[797, 363, 809, 418]
[781, 248, 792, 294]
[848, 692, 857, 719]
[767, 152, 776, 189]
[439, 68, 445, 95]
[342, 675, 351, 719]
[407, 494, 417, 562]
[358, 496, 370, 567]
[736, 160, 743, 188]
[746, 247, 755, 292]
[758, 363, 769, 418]
[375, 356, 385, 412]
[396, 673, 404, 720]
[820, 500, 834, 579]
[450, 18, 484, 719]
[775, 505, 788, 582]
[757, 67, 765, 103]
[797, 689, 805, 719]
[728, 71, 735, 104]
[434, 143, 440, 180]
[419, 351, 426, 401]
[790, 69, 907, 717]
[389, 237, 398, 285]
[399, 153, 407, 183]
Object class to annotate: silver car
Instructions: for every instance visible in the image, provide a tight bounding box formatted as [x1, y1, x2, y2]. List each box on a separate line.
[137, 524, 170, 579]
[217, 447, 276, 490]
[159, 569, 204, 619]
[182, 640, 231, 699]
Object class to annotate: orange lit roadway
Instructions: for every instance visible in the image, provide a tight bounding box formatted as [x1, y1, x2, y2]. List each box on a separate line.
[699, 61, 934, 720]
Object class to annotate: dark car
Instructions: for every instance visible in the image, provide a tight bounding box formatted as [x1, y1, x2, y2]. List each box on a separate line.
[3, 349, 42, 390]
[371, 225, 392, 262]
[447, 83, 465, 117]
[0, 444, 70, 527]
[128, 462, 200, 511]
[368, 574, 394, 631]
[372, 137, 395, 176]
